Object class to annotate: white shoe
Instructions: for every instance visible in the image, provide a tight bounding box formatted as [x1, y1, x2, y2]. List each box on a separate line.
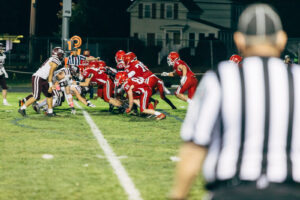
[3, 102, 11, 106]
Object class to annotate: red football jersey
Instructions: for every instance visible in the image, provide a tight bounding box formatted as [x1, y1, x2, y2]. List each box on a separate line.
[83, 68, 108, 86]
[123, 77, 151, 97]
[173, 60, 195, 77]
[125, 60, 153, 79]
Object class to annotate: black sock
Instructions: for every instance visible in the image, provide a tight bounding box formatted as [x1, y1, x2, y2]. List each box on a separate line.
[163, 97, 177, 109]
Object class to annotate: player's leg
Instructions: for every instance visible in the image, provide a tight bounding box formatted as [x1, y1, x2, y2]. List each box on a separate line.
[41, 80, 55, 116]
[103, 80, 122, 107]
[19, 76, 41, 116]
[187, 77, 198, 99]
[139, 89, 166, 120]
[157, 80, 177, 109]
[1, 76, 10, 105]
[175, 78, 193, 103]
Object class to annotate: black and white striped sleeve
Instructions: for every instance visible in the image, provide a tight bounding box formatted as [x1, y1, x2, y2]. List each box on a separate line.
[181, 71, 222, 147]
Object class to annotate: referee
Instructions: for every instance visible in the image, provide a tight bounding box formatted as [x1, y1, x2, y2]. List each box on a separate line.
[67, 48, 86, 75]
[170, 4, 300, 200]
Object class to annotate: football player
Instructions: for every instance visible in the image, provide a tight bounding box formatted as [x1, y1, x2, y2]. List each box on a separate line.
[115, 71, 166, 120]
[0, 43, 10, 106]
[124, 52, 176, 109]
[18, 47, 64, 116]
[115, 50, 126, 71]
[161, 52, 198, 103]
[78, 63, 123, 109]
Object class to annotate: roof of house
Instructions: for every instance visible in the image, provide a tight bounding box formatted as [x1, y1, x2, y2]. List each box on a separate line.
[188, 17, 231, 30]
[127, 0, 203, 13]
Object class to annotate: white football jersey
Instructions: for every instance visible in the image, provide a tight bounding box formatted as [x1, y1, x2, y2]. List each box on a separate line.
[0, 53, 6, 76]
[33, 56, 61, 80]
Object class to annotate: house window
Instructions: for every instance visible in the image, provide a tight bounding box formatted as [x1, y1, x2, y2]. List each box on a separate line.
[208, 33, 215, 39]
[152, 3, 156, 19]
[199, 33, 205, 40]
[160, 4, 165, 19]
[166, 33, 170, 45]
[189, 33, 195, 47]
[173, 32, 181, 45]
[147, 33, 155, 46]
[174, 3, 178, 19]
[166, 5, 173, 19]
[133, 33, 139, 39]
[157, 33, 163, 46]
[145, 4, 151, 18]
[138, 4, 143, 19]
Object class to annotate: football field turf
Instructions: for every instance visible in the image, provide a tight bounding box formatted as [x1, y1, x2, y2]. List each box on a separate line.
[0, 93, 206, 200]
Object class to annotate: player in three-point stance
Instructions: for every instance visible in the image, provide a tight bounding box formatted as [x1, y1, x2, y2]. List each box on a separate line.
[161, 52, 198, 103]
[115, 71, 166, 120]
[123, 52, 177, 109]
[18, 47, 65, 117]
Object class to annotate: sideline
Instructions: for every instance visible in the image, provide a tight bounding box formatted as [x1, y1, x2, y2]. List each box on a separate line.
[75, 101, 143, 200]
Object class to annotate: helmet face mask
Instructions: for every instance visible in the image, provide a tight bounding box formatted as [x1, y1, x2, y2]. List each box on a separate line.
[52, 47, 65, 61]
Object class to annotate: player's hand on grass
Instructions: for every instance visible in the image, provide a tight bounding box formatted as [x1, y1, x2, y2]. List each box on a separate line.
[126, 108, 131, 114]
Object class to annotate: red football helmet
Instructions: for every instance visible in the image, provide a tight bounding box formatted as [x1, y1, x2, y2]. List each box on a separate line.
[98, 60, 107, 70]
[89, 61, 99, 68]
[167, 52, 180, 66]
[123, 52, 137, 66]
[52, 47, 65, 61]
[229, 54, 243, 64]
[115, 71, 128, 87]
[115, 50, 126, 63]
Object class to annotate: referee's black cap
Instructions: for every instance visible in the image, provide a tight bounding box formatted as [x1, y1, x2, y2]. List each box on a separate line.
[238, 4, 283, 36]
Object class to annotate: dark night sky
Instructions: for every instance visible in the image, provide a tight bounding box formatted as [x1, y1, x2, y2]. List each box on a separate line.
[1, 0, 300, 38]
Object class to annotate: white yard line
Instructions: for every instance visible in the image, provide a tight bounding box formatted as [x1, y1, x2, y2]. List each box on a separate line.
[75, 102, 143, 200]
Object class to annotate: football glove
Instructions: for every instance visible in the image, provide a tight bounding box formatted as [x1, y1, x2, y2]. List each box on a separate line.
[161, 72, 169, 77]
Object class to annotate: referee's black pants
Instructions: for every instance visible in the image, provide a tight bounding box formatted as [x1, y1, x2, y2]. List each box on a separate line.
[210, 182, 300, 200]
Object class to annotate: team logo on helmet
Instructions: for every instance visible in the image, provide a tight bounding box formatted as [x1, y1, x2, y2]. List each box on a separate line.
[229, 54, 243, 64]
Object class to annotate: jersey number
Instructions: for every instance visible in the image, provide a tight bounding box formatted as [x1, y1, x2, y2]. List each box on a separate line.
[135, 63, 148, 72]
[131, 77, 144, 84]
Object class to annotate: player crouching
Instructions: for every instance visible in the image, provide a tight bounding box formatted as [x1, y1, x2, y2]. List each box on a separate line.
[115, 72, 166, 120]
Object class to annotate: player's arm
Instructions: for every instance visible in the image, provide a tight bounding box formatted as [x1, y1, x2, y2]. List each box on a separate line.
[48, 62, 58, 92]
[178, 64, 187, 85]
[86, 56, 100, 61]
[169, 142, 207, 200]
[126, 85, 134, 112]
[161, 70, 176, 77]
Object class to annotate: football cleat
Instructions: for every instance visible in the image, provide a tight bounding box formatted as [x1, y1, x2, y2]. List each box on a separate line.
[46, 112, 56, 117]
[71, 108, 76, 115]
[3, 102, 11, 106]
[18, 99, 25, 107]
[32, 102, 40, 114]
[108, 104, 114, 112]
[156, 113, 166, 120]
[18, 109, 26, 117]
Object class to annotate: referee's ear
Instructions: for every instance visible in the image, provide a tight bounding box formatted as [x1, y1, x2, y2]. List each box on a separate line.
[275, 30, 287, 53]
[233, 32, 246, 54]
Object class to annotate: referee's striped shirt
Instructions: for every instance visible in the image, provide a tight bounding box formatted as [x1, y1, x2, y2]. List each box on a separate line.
[181, 56, 300, 188]
[67, 54, 86, 67]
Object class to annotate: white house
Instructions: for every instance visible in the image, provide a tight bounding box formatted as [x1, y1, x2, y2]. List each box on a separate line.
[127, 0, 241, 61]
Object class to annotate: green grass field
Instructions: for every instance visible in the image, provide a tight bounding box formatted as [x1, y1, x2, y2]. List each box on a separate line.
[0, 93, 206, 200]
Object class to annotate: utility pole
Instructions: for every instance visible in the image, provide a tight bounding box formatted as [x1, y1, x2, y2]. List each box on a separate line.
[62, 0, 72, 51]
[29, 0, 37, 66]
